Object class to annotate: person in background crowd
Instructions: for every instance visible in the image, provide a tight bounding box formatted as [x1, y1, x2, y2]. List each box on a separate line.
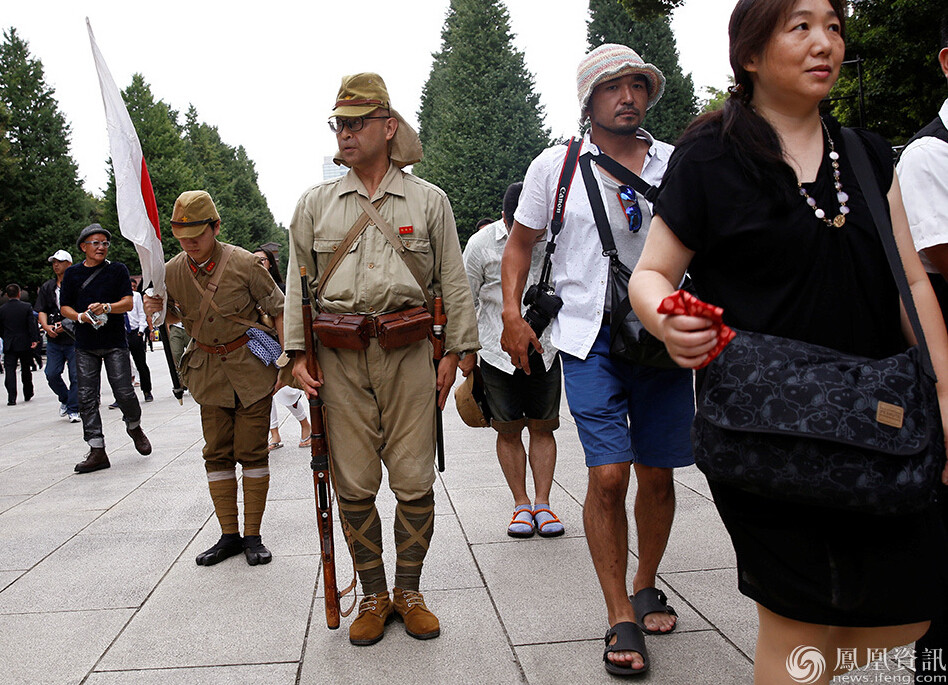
[35, 250, 80, 422]
[896, 12, 948, 679]
[0, 282, 40, 406]
[462, 182, 564, 539]
[251, 247, 312, 451]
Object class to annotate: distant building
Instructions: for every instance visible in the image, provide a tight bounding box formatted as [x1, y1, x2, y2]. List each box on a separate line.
[322, 155, 346, 181]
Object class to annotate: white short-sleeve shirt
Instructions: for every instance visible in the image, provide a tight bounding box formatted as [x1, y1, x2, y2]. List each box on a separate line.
[897, 98, 948, 274]
[513, 130, 673, 360]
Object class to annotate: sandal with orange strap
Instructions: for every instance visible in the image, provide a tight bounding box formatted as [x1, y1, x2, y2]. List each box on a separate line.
[507, 504, 535, 538]
[533, 503, 565, 537]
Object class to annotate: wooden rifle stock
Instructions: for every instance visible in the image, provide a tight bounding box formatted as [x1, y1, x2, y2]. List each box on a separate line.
[432, 297, 446, 472]
[300, 266, 340, 630]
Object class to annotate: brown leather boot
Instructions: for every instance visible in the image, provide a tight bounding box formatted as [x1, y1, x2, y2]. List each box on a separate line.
[349, 591, 393, 646]
[127, 426, 152, 455]
[392, 588, 440, 640]
[75, 447, 110, 474]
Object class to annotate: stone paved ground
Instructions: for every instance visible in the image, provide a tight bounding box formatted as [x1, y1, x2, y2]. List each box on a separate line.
[0, 346, 913, 684]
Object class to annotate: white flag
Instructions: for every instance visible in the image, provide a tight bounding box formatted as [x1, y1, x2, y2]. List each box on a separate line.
[86, 18, 167, 311]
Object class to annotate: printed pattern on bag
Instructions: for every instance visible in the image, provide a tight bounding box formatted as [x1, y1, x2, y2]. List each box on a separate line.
[694, 330, 942, 514]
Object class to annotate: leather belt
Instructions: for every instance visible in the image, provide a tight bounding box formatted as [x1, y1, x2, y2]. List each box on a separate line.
[194, 333, 250, 355]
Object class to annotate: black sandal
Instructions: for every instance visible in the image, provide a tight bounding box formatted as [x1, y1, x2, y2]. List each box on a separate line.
[603, 621, 649, 676]
[631, 587, 678, 635]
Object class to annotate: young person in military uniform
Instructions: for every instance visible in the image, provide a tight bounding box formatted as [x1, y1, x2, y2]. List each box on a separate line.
[143, 191, 284, 567]
[283, 73, 479, 646]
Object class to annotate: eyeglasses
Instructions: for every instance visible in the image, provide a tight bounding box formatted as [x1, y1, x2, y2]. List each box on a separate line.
[617, 186, 642, 233]
[83, 240, 111, 248]
[327, 115, 390, 133]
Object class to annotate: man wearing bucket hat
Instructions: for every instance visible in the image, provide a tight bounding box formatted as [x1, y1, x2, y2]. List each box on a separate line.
[284, 72, 478, 646]
[500, 44, 695, 676]
[34, 249, 80, 422]
[60, 224, 152, 473]
[143, 190, 285, 567]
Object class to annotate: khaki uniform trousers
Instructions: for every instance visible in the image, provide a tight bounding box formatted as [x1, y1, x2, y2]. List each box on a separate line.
[318, 337, 437, 502]
[200, 393, 272, 472]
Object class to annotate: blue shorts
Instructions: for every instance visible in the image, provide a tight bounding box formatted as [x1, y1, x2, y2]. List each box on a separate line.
[560, 324, 695, 469]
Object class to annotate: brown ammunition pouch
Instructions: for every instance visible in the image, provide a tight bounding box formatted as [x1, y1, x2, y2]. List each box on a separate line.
[312, 313, 371, 350]
[375, 306, 432, 350]
[313, 306, 433, 351]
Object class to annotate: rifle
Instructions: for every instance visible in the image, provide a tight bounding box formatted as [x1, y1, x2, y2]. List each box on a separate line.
[300, 266, 340, 630]
[432, 296, 446, 473]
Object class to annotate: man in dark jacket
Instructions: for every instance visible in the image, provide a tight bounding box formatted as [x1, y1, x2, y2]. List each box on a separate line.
[0, 282, 40, 405]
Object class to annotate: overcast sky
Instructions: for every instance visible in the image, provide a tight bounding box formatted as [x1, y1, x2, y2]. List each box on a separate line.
[3, 0, 734, 228]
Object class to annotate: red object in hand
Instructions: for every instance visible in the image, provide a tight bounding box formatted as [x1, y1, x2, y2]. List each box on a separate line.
[657, 290, 735, 369]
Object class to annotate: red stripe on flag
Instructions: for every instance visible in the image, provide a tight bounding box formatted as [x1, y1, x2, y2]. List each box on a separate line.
[140, 158, 161, 241]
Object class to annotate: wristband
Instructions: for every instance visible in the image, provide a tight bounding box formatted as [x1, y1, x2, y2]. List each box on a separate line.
[104, 303, 112, 314]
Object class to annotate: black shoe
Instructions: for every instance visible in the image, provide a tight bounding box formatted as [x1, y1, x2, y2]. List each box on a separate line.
[75, 447, 110, 474]
[6, 400, 14, 406]
[108, 401, 119, 409]
[143, 392, 154, 402]
[195, 534, 244, 566]
[243, 535, 272, 566]
[127, 426, 152, 455]
[23, 394, 32, 402]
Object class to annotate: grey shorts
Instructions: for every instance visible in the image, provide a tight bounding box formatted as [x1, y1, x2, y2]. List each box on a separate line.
[479, 354, 561, 434]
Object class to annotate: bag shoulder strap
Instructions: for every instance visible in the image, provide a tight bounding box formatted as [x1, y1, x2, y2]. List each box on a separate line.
[356, 194, 435, 312]
[840, 126, 936, 380]
[586, 152, 659, 203]
[578, 152, 624, 269]
[79, 262, 108, 292]
[316, 194, 389, 302]
[186, 244, 236, 342]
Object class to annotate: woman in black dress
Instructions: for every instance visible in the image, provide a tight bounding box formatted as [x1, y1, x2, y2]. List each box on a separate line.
[629, 0, 948, 682]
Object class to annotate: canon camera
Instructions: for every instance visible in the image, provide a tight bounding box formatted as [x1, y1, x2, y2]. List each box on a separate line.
[522, 282, 563, 337]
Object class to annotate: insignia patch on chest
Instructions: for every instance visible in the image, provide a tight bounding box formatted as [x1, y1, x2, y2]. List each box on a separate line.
[399, 225, 413, 235]
[204, 261, 216, 273]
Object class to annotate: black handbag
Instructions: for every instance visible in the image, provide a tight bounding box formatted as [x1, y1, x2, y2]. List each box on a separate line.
[693, 128, 944, 515]
[579, 152, 678, 368]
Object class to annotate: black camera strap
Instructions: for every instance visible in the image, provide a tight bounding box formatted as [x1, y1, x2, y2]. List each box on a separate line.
[536, 137, 583, 288]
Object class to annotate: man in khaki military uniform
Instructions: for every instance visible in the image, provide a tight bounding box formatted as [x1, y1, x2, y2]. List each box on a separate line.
[144, 191, 284, 567]
[284, 73, 478, 646]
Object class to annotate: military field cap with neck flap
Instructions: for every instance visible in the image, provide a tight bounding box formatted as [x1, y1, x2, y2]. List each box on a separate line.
[330, 72, 423, 169]
[170, 190, 220, 239]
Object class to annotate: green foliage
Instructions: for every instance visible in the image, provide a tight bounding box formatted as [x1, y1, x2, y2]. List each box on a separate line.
[617, 0, 684, 21]
[100, 76, 285, 277]
[701, 77, 734, 114]
[832, 0, 946, 144]
[0, 28, 92, 292]
[415, 0, 550, 246]
[587, 0, 698, 143]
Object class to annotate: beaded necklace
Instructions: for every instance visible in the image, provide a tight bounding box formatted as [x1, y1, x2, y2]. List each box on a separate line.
[797, 119, 850, 228]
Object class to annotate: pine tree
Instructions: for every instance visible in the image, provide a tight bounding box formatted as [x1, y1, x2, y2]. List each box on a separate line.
[0, 28, 91, 291]
[183, 106, 286, 262]
[832, 0, 946, 144]
[617, 0, 684, 21]
[415, 0, 550, 245]
[587, 0, 697, 144]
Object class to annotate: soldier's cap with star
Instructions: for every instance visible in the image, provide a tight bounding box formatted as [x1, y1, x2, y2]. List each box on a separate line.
[170, 191, 220, 239]
[330, 72, 423, 169]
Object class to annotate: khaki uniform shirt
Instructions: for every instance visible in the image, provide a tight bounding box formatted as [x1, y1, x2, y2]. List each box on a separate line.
[166, 241, 284, 408]
[284, 163, 479, 355]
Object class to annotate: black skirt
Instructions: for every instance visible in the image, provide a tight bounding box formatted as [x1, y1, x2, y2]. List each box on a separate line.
[708, 479, 945, 627]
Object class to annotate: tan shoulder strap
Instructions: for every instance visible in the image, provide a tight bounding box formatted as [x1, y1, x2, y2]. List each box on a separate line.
[316, 194, 389, 302]
[356, 194, 434, 313]
[187, 244, 236, 342]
